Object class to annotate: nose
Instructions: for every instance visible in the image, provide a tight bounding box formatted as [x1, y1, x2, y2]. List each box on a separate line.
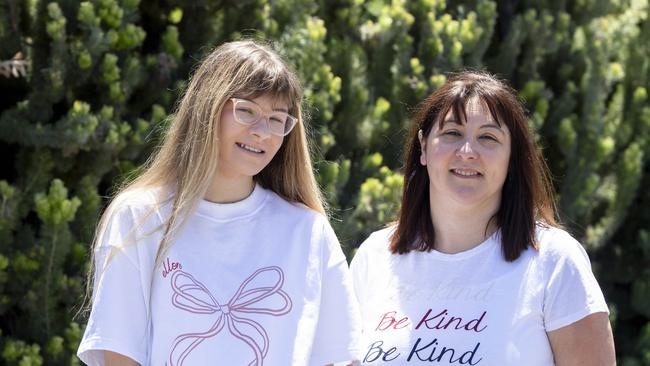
[249, 117, 272, 140]
[456, 141, 478, 159]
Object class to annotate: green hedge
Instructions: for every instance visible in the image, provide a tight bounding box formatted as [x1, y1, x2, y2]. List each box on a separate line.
[1, 0, 649, 364]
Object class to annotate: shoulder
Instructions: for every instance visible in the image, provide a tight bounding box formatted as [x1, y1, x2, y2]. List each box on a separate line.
[362, 225, 395, 250]
[92, 188, 171, 269]
[353, 225, 395, 261]
[257, 189, 338, 247]
[536, 225, 587, 258]
[264, 188, 326, 227]
[350, 226, 395, 292]
[532, 225, 608, 329]
[110, 185, 169, 211]
[531, 224, 592, 270]
[99, 186, 170, 241]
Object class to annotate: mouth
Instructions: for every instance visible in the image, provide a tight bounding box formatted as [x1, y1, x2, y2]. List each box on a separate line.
[236, 142, 265, 154]
[450, 168, 482, 178]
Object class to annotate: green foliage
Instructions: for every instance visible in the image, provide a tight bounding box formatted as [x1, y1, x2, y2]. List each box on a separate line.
[162, 26, 184, 61]
[1, 0, 649, 364]
[34, 179, 81, 228]
[1, 338, 43, 366]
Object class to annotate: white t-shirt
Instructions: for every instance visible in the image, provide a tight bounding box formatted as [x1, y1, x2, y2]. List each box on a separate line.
[350, 225, 609, 365]
[78, 184, 361, 365]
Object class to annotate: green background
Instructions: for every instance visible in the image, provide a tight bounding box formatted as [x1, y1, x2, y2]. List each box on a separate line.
[1, 0, 649, 364]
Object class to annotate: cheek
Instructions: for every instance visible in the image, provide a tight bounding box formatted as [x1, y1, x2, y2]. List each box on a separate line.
[428, 143, 453, 164]
[218, 116, 238, 140]
[268, 136, 285, 156]
[274, 135, 284, 148]
[486, 150, 510, 178]
[423, 146, 451, 181]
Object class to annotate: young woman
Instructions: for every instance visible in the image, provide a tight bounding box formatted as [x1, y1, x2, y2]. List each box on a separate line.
[78, 40, 361, 366]
[350, 72, 615, 365]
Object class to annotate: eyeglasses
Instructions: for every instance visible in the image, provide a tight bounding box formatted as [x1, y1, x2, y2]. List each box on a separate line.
[230, 98, 298, 136]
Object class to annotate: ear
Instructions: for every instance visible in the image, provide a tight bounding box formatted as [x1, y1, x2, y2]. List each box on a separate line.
[418, 129, 427, 166]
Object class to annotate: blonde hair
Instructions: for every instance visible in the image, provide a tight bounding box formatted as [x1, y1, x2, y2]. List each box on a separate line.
[81, 40, 325, 315]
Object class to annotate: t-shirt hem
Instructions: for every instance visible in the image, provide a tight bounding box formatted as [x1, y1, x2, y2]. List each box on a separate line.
[545, 303, 610, 332]
[77, 337, 146, 366]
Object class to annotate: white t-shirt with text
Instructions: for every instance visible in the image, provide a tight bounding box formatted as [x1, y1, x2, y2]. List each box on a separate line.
[350, 225, 608, 365]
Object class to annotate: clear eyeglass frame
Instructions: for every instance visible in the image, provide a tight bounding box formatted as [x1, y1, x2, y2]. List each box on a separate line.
[230, 97, 297, 137]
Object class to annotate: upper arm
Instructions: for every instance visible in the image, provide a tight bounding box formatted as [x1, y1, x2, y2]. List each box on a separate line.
[547, 312, 615, 366]
[105, 351, 139, 366]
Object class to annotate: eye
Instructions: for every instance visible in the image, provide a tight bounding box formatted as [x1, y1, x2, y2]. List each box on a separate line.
[236, 107, 255, 115]
[480, 134, 498, 142]
[442, 130, 461, 137]
[269, 115, 286, 125]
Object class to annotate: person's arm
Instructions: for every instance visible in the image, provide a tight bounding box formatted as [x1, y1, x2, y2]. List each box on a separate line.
[547, 312, 615, 366]
[105, 351, 139, 366]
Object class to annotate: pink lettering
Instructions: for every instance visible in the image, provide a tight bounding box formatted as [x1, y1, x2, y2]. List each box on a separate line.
[375, 311, 410, 331]
[162, 258, 183, 278]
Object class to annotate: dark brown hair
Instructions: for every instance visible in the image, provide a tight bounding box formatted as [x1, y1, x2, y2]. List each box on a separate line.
[390, 71, 558, 261]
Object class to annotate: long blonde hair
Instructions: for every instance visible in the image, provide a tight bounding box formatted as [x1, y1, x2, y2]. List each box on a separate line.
[82, 40, 325, 313]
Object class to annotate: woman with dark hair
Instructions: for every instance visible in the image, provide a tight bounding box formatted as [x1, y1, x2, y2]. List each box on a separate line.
[350, 71, 615, 365]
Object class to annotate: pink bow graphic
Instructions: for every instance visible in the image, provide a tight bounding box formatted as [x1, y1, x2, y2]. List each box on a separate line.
[167, 266, 292, 366]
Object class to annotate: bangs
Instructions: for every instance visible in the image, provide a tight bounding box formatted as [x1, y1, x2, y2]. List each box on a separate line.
[435, 92, 504, 130]
[233, 62, 302, 113]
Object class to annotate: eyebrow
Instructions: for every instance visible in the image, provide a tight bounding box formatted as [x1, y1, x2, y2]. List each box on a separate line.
[441, 118, 505, 135]
[238, 97, 289, 113]
[480, 124, 505, 135]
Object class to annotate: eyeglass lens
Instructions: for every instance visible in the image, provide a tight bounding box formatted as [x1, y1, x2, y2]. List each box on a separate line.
[232, 99, 295, 136]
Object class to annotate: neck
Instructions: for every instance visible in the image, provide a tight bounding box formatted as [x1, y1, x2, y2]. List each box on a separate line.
[429, 191, 500, 254]
[204, 170, 255, 203]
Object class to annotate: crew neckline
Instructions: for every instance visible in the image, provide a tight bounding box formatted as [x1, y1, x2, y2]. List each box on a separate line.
[424, 229, 501, 261]
[196, 183, 269, 221]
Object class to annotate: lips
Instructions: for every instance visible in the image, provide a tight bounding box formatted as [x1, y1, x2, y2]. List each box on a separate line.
[450, 168, 481, 177]
[236, 142, 264, 154]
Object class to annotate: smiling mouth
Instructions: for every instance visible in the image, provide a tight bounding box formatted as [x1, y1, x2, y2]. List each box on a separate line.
[236, 142, 264, 154]
[450, 169, 481, 177]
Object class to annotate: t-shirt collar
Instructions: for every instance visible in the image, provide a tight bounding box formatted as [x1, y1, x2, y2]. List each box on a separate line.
[424, 229, 501, 261]
[196, 183, 268, 221]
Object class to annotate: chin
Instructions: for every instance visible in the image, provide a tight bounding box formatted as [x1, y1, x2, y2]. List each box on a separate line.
[455, 190, 503, 208]
[240, 167, 266, 178]
[449, 189, 486, 203]
[451, 196, 482, 206]
[235, 159, 272, 176]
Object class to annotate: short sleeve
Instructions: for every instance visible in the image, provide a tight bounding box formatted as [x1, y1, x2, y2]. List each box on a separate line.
[77, 207, 150, 366]
[350, 228, 391, 309]
[308, 220, 362, 365]
[542, 232, 609, 331]
[349, 238, 369, 307]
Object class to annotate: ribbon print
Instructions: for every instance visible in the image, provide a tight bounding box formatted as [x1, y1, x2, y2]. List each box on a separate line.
[168, 266, 292, 366]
